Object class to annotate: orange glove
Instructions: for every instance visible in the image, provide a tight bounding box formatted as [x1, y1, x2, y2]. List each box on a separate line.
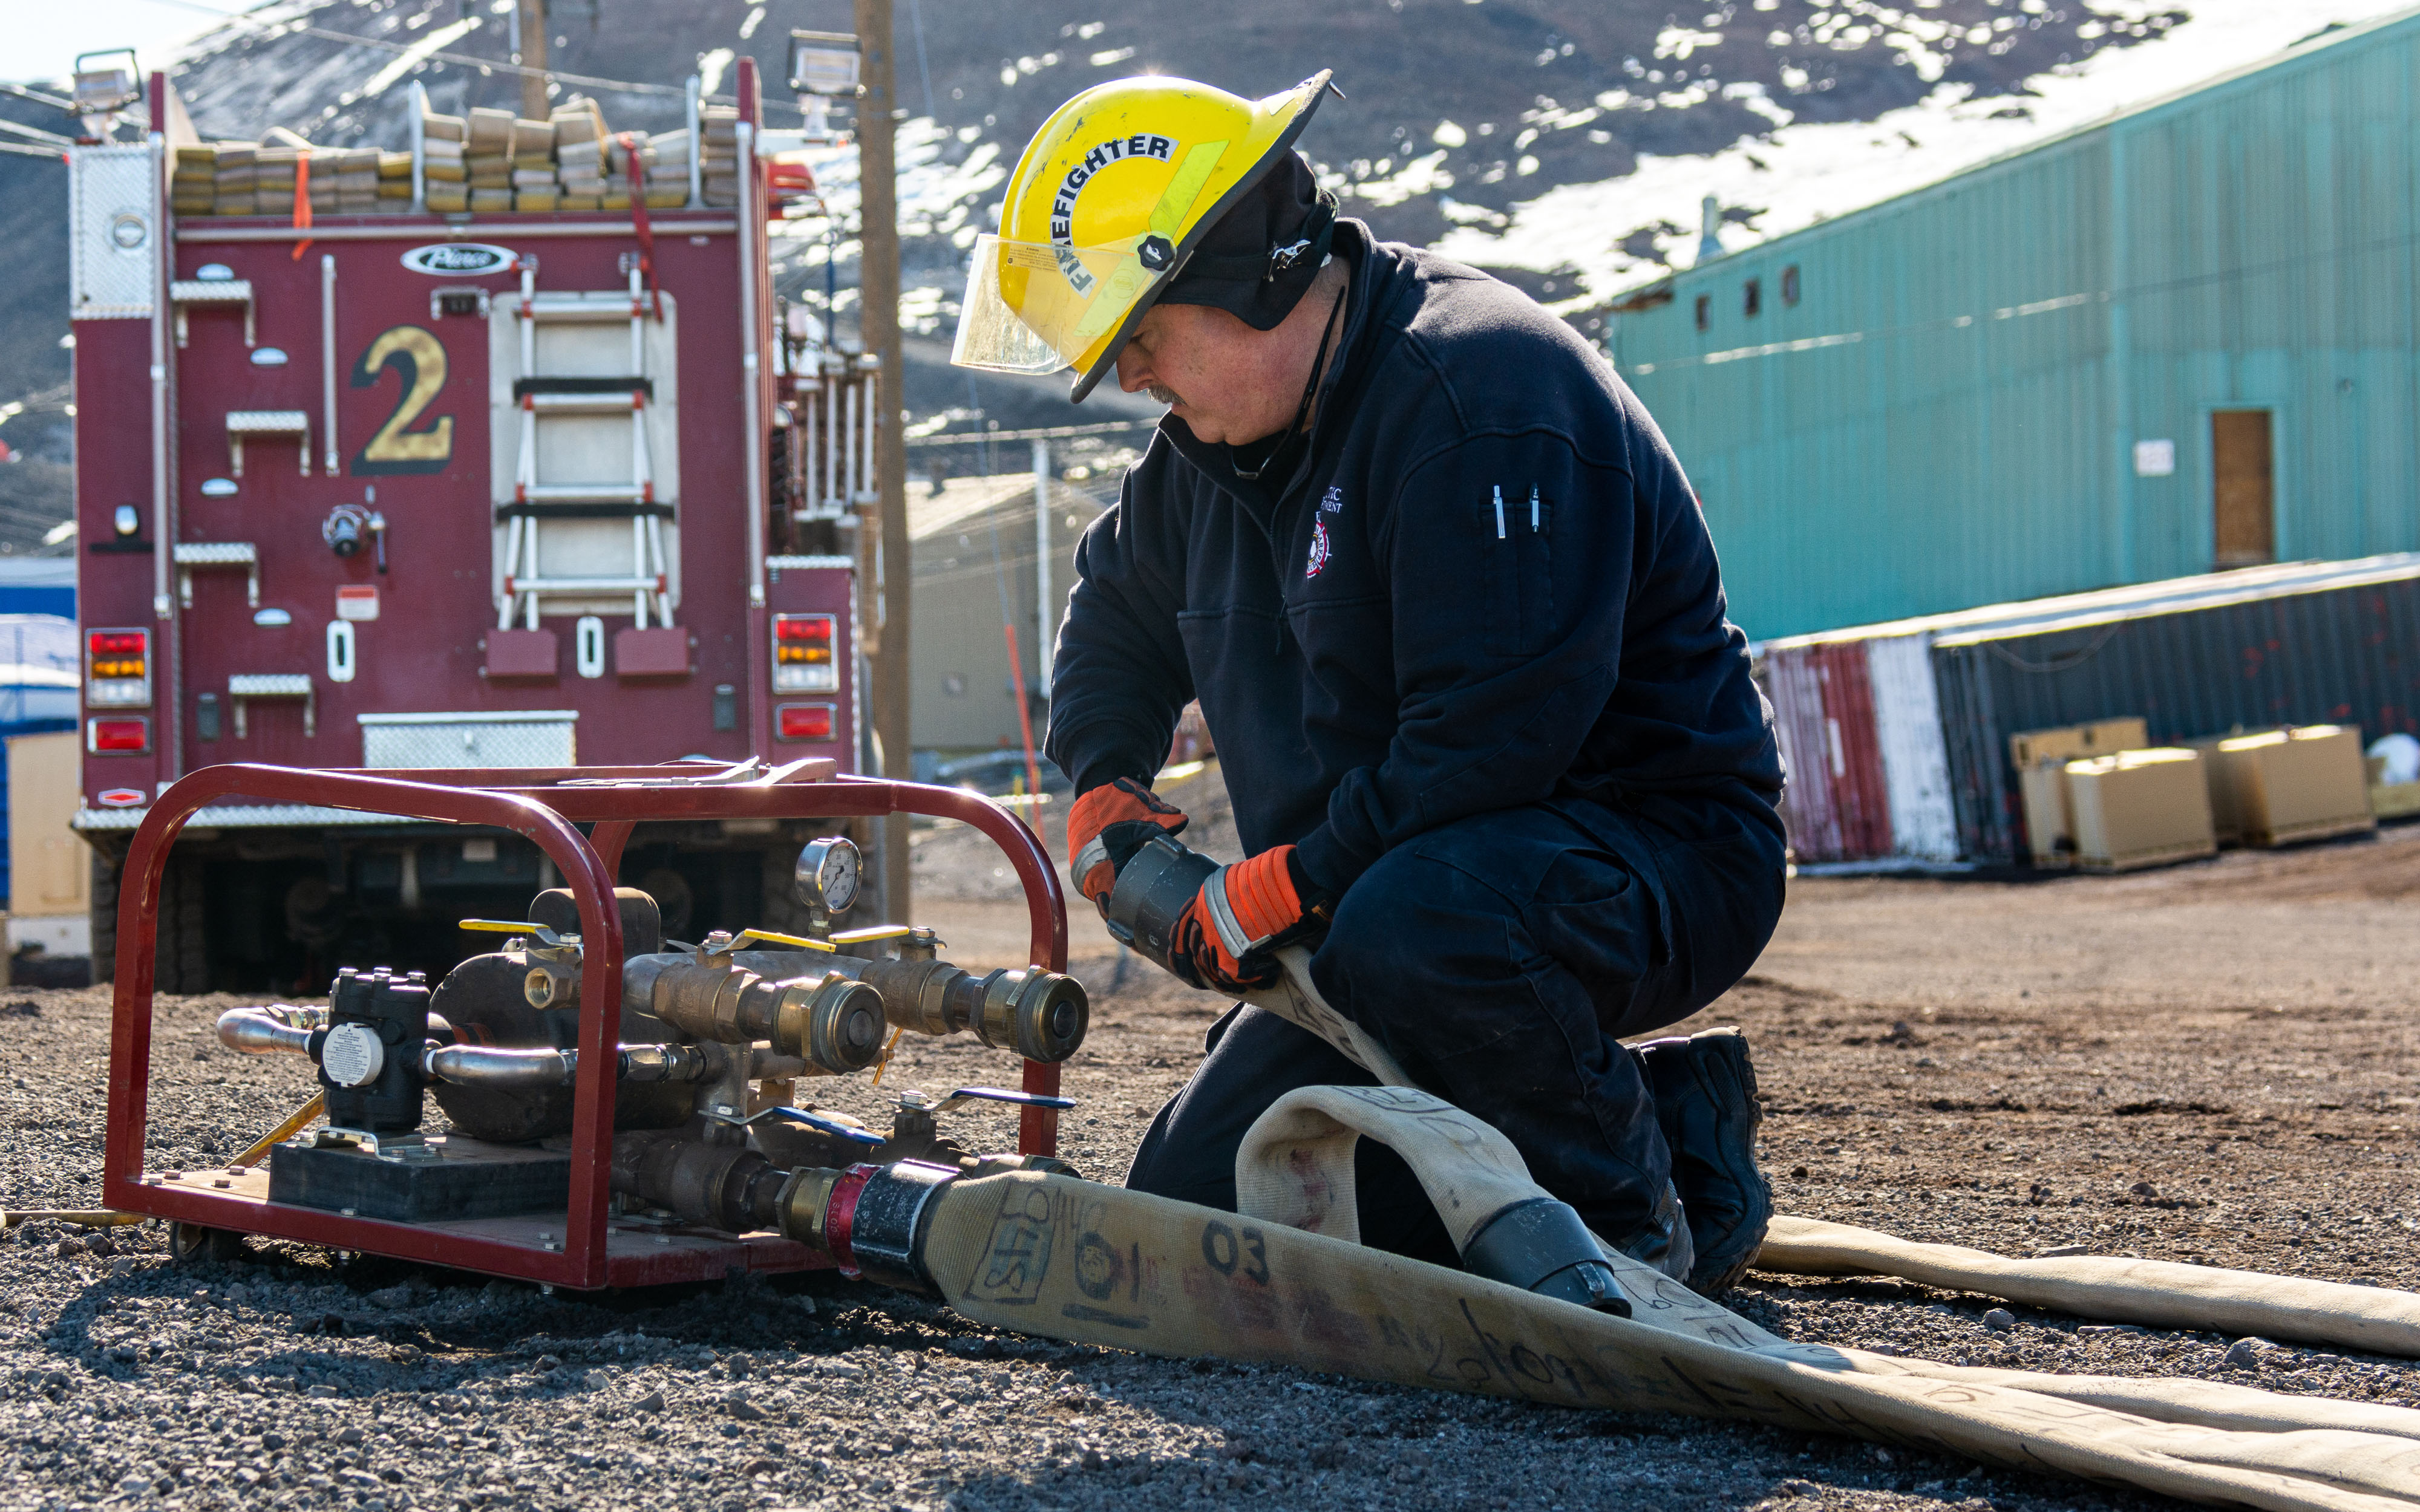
[1067, 777, 1189, 911]
[1169, 844, 1333, 995]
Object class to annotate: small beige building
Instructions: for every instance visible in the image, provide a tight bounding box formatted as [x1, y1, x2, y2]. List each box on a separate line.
[909, 471, 1111, 755]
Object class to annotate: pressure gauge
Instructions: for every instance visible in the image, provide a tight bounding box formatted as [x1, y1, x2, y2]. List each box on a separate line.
[795, 836, 861, 916]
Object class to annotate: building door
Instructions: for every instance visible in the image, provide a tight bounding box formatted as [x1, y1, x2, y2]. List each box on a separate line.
[2211, 409, 2274, 569]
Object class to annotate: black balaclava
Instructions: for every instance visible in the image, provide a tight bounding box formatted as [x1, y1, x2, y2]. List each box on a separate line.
[1154, 149, 1336, 331]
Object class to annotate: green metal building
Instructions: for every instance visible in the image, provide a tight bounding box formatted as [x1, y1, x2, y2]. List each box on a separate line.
[1610, 8, 2420, 642]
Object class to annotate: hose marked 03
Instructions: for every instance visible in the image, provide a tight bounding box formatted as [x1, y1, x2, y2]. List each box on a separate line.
[793, 1084, 2420, 1512]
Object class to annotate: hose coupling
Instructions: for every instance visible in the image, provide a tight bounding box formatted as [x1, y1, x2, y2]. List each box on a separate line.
[772, 974, 888, 1074]
[647, 959, 885, 1074]
[1456, 1197, 1632, 1317]
[855, 957, 1088, 1062]
[1102, 835, 1220, 976]
[610, 1132, 791, 1233]
[775, 1159, 958, 1292]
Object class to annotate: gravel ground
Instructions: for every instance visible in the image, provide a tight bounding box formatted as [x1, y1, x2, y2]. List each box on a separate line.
[7, 773, 2420, 1511]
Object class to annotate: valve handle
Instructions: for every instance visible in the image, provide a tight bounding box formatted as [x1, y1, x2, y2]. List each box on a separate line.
[831, 924, 915, 946]
[732, 927, 836, 953]
[705, 1104, 883, 1144]
[900, 1084, 1078, 1116]
[459, 919, 574, 946]
[727, 925, 915, 953]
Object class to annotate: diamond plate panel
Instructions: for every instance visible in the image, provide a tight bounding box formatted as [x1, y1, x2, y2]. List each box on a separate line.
[70, 145, 159, 319]
[359, 712, 577, 769]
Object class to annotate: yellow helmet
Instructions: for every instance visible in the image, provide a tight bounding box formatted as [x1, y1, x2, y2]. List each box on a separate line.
[951, 71, 1334, 401]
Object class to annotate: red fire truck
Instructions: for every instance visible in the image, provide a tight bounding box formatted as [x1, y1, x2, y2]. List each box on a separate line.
[67, 59, 879, 991]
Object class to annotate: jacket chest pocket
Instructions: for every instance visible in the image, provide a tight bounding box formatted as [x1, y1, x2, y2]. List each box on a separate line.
[1478, 484, 1555, 656]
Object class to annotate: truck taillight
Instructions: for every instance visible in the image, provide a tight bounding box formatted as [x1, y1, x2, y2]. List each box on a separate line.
[771, 613, 839, 693]
[85, 627, 152, 709]
[87, 717, 150, 754]
[775, 702, 836, 742]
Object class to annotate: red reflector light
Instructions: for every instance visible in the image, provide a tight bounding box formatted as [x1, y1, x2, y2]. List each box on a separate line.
[774, 615, 833, 642]
[88, 717, 149, 753]
[96, 787, 147, 809]
[776, 702, 836, 741]
[88, 631, 146, 656]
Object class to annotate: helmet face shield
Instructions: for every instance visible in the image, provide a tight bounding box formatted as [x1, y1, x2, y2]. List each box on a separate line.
[950, 233, 1170, 377]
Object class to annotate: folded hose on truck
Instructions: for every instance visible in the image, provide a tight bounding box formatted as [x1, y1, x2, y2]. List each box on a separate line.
[780, 1084, 2420, 1512]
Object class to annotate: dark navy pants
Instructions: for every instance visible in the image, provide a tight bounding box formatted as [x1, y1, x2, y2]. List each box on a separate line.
[1123, 790, 1786, 1260]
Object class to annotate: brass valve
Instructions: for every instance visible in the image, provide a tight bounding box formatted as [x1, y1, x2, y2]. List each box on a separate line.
[854, 957, 1088, 1063]
[644, 956, 886, 1075]
[458, 919, 585, 1009]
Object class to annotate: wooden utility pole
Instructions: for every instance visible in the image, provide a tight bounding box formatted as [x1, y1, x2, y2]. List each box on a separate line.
[854, 0, 912, 924]
[517, 0, 549, 119]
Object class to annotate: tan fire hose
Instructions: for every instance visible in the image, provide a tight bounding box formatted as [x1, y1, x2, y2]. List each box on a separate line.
[1241, 948, 2420, 1352]
[965, 947, 2413, 1506]
[1760, 1217, 2420, 1358]
[909, 1086, 2420, 1511]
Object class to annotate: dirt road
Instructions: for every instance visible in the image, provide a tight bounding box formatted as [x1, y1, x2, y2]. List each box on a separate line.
[4, 791, 2418, 1510]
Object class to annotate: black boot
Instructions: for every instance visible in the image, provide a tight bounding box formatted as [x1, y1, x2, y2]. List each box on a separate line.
[1609, 1178, 1695, 1284]
[1635, 1026, 1772, 1295]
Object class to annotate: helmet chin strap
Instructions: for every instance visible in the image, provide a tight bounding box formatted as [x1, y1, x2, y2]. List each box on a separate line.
[1231, 267, 1346, 483]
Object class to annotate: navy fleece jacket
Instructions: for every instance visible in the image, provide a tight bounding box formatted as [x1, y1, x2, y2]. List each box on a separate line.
[1042, 222, 1784, 893]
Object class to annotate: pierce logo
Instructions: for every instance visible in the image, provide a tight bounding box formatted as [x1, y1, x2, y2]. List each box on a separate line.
[1305, 518, 1332, 579]
[400, 243, 517, 276]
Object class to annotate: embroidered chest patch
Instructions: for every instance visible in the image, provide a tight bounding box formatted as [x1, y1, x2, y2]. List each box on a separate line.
[1306, 518, 1333, 578]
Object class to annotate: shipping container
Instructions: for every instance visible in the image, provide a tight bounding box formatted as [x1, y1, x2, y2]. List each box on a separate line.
[1761, 553, 2420, 865]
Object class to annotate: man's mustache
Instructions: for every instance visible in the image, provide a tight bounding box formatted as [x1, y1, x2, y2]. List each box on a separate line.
[1146, 384, 1184, 407]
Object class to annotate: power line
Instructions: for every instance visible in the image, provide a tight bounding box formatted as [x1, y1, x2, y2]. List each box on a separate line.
[0, 116, 74, 147]
[0, 83, 73, 111]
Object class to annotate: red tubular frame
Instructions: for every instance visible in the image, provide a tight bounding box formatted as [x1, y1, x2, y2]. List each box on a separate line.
[103, 764, 1068, 1290]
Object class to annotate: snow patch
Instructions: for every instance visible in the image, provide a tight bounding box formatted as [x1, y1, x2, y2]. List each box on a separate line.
[1436, 1, 2420, 299]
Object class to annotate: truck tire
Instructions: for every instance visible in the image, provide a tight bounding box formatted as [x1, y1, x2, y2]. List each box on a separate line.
[159, 860, 211, 996]
[758, 846, 814, 938]
[89, 846, 119, 985]
[102, 854, 212, 996]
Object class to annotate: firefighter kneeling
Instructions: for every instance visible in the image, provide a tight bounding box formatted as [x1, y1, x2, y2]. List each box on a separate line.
[953, 71, 1788, 1292]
